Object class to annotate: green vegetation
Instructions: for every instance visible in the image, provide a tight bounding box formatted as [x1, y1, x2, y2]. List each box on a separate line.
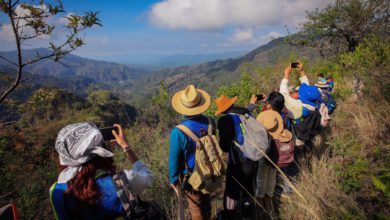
[0, 0, 389, 219]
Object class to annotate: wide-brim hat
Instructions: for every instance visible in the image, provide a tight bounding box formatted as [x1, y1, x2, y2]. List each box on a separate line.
[315, 81, 330, 88]
[288, 85, 298, 93]
[256, 110, 292, 142]
[214, 95, 237, 117]
[171, 85, 210, 116]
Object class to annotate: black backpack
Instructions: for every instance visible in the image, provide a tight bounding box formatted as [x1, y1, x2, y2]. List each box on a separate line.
[112, 171, 166, 220]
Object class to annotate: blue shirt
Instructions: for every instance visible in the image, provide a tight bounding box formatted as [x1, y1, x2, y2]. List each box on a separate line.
[50, 175, 124, 220]
[168, 115, 210, 184]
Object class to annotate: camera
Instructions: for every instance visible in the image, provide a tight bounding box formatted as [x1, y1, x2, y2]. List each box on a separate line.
[291, 62, 299, 68]
[99, 126, 119, 141]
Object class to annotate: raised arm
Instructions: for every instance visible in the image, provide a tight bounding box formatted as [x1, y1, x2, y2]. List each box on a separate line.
[112, 124, 154, 194]
[297, 63, 310, 85]
[280, 65, 292, 96]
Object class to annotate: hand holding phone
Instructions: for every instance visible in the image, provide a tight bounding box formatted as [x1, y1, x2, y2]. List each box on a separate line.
[256, 94, 266, 101]
[99, 126, 119, 141]
[291, 62, 299, 68]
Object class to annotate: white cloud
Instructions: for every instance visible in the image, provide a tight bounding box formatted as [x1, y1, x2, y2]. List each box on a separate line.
[150, 0, 333, 30]
[0, 5, 71, 50]
[230, 29, 254, 42]
[228, 30, 283, 45]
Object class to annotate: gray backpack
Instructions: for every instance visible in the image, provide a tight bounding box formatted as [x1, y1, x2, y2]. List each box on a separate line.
[230, 113, 269, 161]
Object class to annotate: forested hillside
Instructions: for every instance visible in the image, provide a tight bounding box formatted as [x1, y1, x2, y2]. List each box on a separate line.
[0, 0, 389, 219]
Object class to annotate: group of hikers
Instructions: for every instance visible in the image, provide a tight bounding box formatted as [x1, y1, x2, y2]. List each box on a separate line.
[49, 62, 336, 220]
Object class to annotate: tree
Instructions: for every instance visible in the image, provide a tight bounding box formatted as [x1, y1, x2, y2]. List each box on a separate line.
[0, 0, 101, 103]
[301, 0, 389, 57]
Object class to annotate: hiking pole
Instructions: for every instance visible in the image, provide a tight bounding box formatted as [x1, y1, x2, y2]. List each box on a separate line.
[166, 179, 185, 220]
[176, 186, 185, 220]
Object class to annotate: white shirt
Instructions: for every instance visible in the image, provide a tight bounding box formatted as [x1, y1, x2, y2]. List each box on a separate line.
[279, 75, 314, 119]
[123, 160, 154, 194]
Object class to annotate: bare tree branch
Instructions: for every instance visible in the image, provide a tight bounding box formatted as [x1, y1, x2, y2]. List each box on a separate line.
[0, 55, 18, 67]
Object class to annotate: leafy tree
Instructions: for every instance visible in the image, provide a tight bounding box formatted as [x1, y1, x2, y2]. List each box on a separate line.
[0, 0, 101, 103]
[301, 0, 389, 57]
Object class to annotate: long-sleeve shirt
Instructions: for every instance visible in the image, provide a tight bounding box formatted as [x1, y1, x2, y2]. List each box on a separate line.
[50, 161, 154, 220]
[123, 160, 154, 194]
[279, 75, 314, 120]
[168, 115, 212, 184]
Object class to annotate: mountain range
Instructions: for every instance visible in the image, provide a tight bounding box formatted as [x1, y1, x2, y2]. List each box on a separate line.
[0, 35, 320, 103]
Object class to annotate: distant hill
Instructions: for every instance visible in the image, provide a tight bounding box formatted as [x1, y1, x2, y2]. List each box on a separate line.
[0, 48, 144, 84]
[132, 35, 320, 99]
[0, 35, 320, 104]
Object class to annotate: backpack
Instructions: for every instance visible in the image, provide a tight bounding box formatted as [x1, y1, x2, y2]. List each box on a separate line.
[112, 171, 166, 220]
[176, 118, 225, 194]
[320, 92, 337, 114]
[230, 113, 269, 161]
[274, 139, 295, 168]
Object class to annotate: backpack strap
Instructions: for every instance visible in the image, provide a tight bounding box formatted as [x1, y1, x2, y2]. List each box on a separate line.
[49, 183, 60, 220]
[207, 117, 213, 135]
[176, 124, 215, 178]
[176, 124, 200, 142]
[112, 171, 135, 219]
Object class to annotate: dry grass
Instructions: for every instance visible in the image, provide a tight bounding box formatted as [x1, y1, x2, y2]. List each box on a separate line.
[280, 158, 364, 220]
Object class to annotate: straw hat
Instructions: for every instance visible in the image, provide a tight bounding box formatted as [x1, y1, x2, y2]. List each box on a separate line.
[214, 95, 237, 117]
[171, 85, 210, 116]
[256, 110, 292, 142]
[315, 81, 330, 88]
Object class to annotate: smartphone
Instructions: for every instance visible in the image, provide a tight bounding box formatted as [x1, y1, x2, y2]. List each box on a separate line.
[256, 94, 265, 101]
[99, 126, 119, 141]
[291, 62, 299, 68]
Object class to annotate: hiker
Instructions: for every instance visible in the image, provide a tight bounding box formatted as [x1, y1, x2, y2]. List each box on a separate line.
[326, 76, 335, 92]
[169, 85, 221, 220]
[318, 73, 326, 84]
[256, 103, 295, 215]
[215, 95, 261, 219]
[50, 123, 156, 220]
[279, 63, 316, 124]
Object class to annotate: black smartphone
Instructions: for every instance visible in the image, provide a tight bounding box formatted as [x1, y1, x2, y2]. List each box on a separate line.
[256, 94, 265, 101]
[291, 62, 299, 68]
[99, 126, 119, 141]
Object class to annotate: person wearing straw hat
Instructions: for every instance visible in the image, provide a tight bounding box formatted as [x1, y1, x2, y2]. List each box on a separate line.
[215, 95, 258, 220]
[256, 110, 293, 213]
[168, 85, 213, 220]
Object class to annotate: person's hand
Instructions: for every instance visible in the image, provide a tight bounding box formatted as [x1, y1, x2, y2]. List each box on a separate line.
[250, 95, 257, 104]
[170, 183, 180, 197]
[112, 124, 129, 150]
[297, 62, 304, 71]
[284, 65, 292, 79]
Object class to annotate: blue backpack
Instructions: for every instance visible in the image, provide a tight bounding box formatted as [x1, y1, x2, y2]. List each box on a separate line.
[320, 92, 337, 114]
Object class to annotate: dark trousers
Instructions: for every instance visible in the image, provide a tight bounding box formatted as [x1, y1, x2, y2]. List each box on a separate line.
[224, 159, 257, 213]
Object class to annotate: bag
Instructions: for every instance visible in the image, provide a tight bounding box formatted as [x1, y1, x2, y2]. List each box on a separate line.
[230, 113, 269, 161]
[112, 171, 166, 220]
[176, 118, 225, 194]
[274, 139, 295, 168]
[320, 92, 337, 114]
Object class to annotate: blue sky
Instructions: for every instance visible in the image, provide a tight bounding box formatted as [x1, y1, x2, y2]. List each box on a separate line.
[0, 0, 333, 64]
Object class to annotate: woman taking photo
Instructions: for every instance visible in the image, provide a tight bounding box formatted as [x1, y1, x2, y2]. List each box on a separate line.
[50, 122, 154, 220]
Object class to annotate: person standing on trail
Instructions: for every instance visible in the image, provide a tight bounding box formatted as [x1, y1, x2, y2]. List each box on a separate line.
[215, 95, 258, 220]
[279, 62, 316, 124]
[256, 110, 293, 213]
[168, 85, 213, 220]
[50, 123, 155, 220]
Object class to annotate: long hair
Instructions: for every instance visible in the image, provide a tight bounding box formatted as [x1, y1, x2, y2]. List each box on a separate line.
[63, 156, 116, 207]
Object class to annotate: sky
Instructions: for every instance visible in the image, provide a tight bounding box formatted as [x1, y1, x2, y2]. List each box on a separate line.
[0, 0, 333, 64]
